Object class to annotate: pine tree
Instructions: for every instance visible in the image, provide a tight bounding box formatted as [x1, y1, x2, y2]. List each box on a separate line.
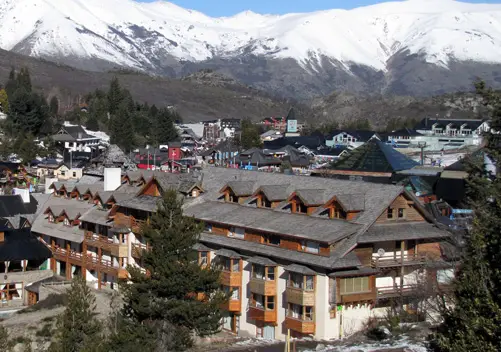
[49, 96, 59, 117]
[107, 77, 123, 115]
[16, 68, 32, 93]
[5, 68, 17, 99]
[86, 115, 100, 131]
[429, 81, 501, 352]
[115, 190, 225, 351]
[154, 108, 178, 144]
[0, 89, 9, 113]
[240, 119, 262, 149]
[50, 276, 103, 352]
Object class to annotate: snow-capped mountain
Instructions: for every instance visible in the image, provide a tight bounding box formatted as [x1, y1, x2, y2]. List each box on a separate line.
[1, 0, 501, 98]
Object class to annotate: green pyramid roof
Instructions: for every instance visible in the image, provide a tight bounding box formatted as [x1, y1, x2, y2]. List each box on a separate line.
[330, 138, 419, 173]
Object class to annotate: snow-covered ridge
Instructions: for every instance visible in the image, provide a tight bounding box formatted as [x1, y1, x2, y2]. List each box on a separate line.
[0, 0, 501, 72]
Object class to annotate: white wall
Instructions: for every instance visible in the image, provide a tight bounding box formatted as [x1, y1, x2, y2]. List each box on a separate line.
[276, 266, 287, 341]
[315, 275, 337, 339]
[239, 260, 253, 338]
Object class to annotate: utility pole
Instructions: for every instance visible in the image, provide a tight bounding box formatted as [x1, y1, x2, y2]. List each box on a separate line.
[418, 142, 427, 166]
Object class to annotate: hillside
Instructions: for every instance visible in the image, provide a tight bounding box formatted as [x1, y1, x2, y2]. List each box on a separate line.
[0, 49, 300, 122]
[311, 90, 489, 130]
[1, 0, 501, 98]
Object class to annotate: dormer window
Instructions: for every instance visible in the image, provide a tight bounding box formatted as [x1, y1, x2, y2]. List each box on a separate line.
[63, 218, 71, 227]
[48, 214, 54, 223]
[302, 241, 320, 254]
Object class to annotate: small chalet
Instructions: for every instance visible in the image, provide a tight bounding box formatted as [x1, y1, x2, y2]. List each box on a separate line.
[52, 124, 101, 152]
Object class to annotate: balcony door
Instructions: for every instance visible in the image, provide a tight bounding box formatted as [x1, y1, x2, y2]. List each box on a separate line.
[263, 325, 275, 340]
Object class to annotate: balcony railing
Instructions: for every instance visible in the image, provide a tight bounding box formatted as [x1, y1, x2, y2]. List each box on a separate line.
[376, 285, 416, 299]
[284, 313, 315, 334]
[286, 286, 315, 306]
[248, 305, 277, 323]
[371, 254, 428, 268]
[85, 232, 116, 245]
[249, 277, 276, 296]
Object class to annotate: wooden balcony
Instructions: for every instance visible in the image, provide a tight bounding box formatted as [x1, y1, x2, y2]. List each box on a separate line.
[131, 242, 148, 259]
[114, 213, 146, 233]
[84, 232, 128, 257]
[339, 291, 377, 304]
[249, 278, 276, 296]
[53, 248, 84, 266]
[371, 254, 428, 268]
[286, 287, 315, 306]
[220, 270, 242, 287]
[284, 316, 315, 335]
[221, 299, 241, 312]
[376, 285, 416, 299]
[248, 306, 277, 324]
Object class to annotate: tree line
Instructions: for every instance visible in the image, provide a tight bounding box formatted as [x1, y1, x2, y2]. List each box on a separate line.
[0, 68, 180, 163]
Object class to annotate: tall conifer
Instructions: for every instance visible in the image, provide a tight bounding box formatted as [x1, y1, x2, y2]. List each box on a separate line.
[429, 82, 501, 351]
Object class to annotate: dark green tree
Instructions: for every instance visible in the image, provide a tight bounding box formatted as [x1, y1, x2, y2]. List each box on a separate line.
[86, 115, 100, 131]
[240, 119, 262, 149]
[107, 77, 124, 115]
[49, 96, 59, 117]
[149, 104, 158, 118]
[5, 68, 17, 99]
[113, 190, 226, 351]
[110, 104, 135, 152]
[153, 108, 178, 144]
[429, 81, 501, 352]
[16, 67, 32, 93]
[50, 276, 103, 352]
[8, 88, 49, 135]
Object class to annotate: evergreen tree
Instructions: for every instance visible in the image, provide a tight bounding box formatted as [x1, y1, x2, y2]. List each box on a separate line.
[115, 190, 225, 351]
[85, 115, 100, 131]
[0, 89, 9, 113]
[149, 104, 158, 118]
[240, 119, 262, 149]
[8, 88, 49, 135]
[107, 77, 123, 115]
[5, 68, 17, 99]
[110, 104, 135, 152]
[49, 96, 59, 117]
[429, 81, 501, 352]
[16, 67, 32, 93]
[154, 108, 178, 144]
[50, 276, 103, 352]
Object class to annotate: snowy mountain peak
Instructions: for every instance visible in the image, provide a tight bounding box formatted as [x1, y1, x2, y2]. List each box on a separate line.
[0, 0, 500, 97]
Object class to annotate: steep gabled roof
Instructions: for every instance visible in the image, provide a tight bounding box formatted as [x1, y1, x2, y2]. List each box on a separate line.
[329, 138, 419, 173]
[223, 181, 256, 197]
[0, 228, 53, 261]
[293, 189, 327, 206]
[255, 185, 291, 202]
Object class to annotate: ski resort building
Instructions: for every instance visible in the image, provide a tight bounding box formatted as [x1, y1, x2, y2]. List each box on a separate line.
[29, 167, 455, 340]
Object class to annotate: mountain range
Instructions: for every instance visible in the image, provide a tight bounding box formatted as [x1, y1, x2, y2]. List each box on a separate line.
[1, 0, 501, 99]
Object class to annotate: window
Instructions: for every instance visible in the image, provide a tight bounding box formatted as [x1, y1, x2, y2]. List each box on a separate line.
[387, 208, 394, 219]
[72, 172, 77, 177]
[397, 208, 405, 218]
[264, 235, 280, 246]
[199, 252, 208, 266]
[231, 287, 239, 301]
[63, 218, 71, 226]
[48, 214, 54, 223]
[205, 223, 213, 232]
[229, 227, 245, 239]
[287, 304, 313, 321]
[263, 197, 272, 208]
[253, 293, 265, 308]
[252, 265, 275, 281]
[289, 273, 315, 291]
[267, 296, 275, 310]
[303, 241, 320, 254]
[232, 259, 240, 272]
[340, 276, 370, 295]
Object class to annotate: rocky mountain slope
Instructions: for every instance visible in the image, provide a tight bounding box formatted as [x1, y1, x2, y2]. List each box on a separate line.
[0, 0, 501, 99]
[0, 48, 301, 121]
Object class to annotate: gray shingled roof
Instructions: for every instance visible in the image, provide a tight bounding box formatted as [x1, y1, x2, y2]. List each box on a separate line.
[256, 185, 291, 201]
[186, 201, 361, 244]
[284, 264, 317, 275]
[246, 256, 277, 266]
[215, 248, 241, 258]
[79, 207, 112, 226]
[358, 222, 450, 243]
[115, 195, 161, 212]
[200, 233, 361, 270]
[336, 194, 366, 212]
[224, 181, 256, 196]
[294, 189, 327, 206]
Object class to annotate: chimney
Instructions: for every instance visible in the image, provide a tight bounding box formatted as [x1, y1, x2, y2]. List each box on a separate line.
[13, 188, 30, 203]
[45, 177, 58, 194]
[104, 168, 121, 191]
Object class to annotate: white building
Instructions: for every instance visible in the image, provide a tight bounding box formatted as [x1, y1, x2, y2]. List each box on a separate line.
[52, 123, 101, 152]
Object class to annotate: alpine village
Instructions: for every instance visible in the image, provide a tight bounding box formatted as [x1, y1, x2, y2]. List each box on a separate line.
[0, 3, 500, 352]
